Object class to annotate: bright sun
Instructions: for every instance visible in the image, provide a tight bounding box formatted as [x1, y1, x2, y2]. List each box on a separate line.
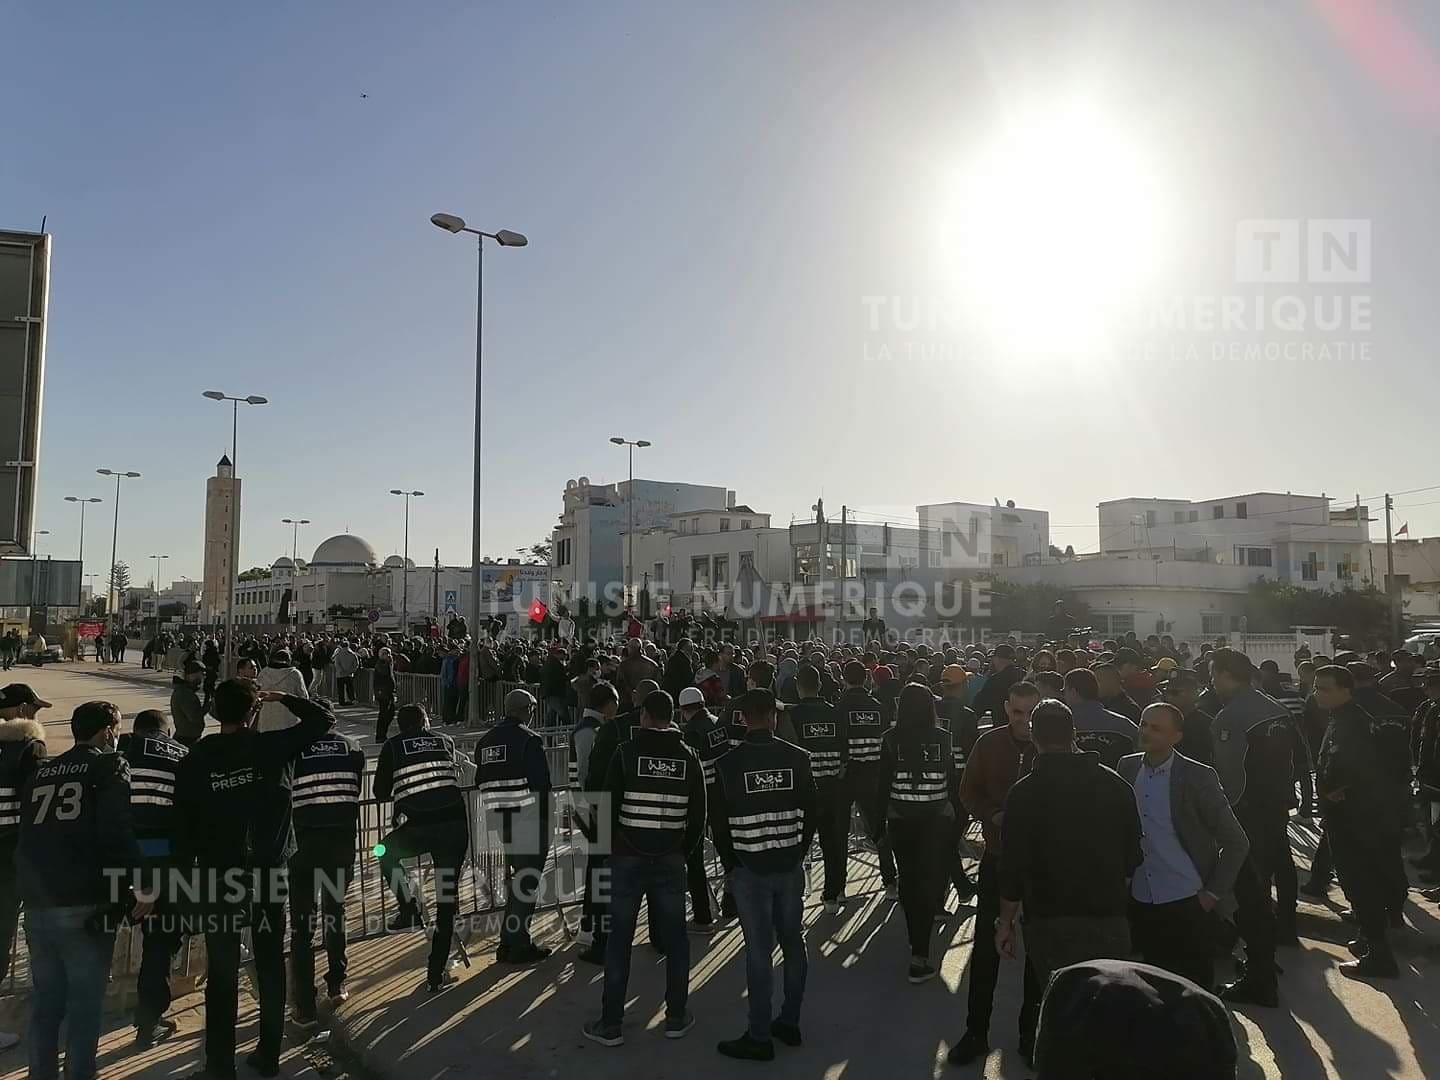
[943, 102, 1167, 352]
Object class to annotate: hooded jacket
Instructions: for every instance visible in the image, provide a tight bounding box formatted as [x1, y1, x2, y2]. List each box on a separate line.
[258, 663, 310, 731]
[0, 719, 47, 842]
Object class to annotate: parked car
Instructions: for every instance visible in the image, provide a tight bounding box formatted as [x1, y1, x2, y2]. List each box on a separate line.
[21, 643, 62, 666]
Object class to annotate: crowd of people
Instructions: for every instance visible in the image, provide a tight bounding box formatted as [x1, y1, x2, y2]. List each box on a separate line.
[2, 601, 1436, 1079]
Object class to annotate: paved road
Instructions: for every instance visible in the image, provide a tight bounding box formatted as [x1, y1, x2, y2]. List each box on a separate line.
[3, 664, 1438, 1077]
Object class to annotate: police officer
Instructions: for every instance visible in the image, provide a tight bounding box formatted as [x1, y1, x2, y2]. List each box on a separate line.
[17, 700, 145, 1080]
[711, 688, 817, 1061]
[836, 660, 897, 899]
[933, 665, 978, 905]
[174, 680, 333, 1079]
[475, 689, 552, 964]
[373, 703, 471, 992]
[1208, 649, 1286, 1007]
[288, 707, 364, 1025]
[121, 708, 188, 1048]
[577, 681, 621, 964]
[788, 665, 849, 913]
[1349, 662, 1413, 918]
[680, 684, 728, 929]
[1313, 665, 1401, 978]
[1062, 667, 1140, 770]
[582, 690, 705, 1048]
[0, 682, 49, 1052]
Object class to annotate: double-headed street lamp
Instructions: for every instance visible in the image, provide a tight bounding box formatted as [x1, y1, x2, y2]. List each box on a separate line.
[202, 390, 268, 676]
[610, 437, 652, 607]
[389, 490, 424, 635]
[430, 211, 527, 724]
[63, 496, 103, 574]
[96, 469, 141, 628]
[282, 517, 311, 563]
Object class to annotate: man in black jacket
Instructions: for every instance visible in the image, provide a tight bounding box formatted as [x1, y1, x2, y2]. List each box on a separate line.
[0, 682, 48, 1050]
[170, 661, 208, 747]
[997, 700, 1141, 1062]
[175, 680, 332, 1079]
[582, 690, 705, 1048]
[711, 689, 817, 1062]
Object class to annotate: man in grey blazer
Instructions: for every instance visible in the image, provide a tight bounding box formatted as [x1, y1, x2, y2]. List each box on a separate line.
[1119, 702, 1251, 991]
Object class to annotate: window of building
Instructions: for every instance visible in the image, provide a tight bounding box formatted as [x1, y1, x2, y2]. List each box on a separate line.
[1173, 511, 1185, 524]
[992, 552, 1007, 567]
[1145, 510, 1157, 527]
[1302, 552, 1318, 581]
[1235, 501, 1248, 519]
[1109, 614, 1135, 635]
[1230, 615, 1244, 631]
[1212, 505, 1225, 519]
[691, 556, 710, 591]
[739, 551, 754, 571]
[713, 555, 730, 591]
[654, 562, 664, 586]
[741, 520, 752, 530]
[720, 519, 730, 532]
[1202, 613, 1226, 636]
[1233, 546, 1273, 567]
[1337, 559, 1354, 581]
[1188, 510, 1199, 522]
[692, 519, 700, 533]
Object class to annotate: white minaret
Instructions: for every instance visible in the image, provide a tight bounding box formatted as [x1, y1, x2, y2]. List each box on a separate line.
[201, 454, 240, 625]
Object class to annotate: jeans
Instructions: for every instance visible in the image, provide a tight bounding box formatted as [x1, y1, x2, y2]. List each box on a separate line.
[0, 843, 19, 983]
[845, 769, 896, 885]
[965, 853, 1042, 1041]
[26, 905, 114, 1080]
[889, 815, 950, 957]
[582, 850, 608, 948]
[601, 852, 688, 1027]
[544, 697, 569, 727]
[134, 879, 185, 1032]
[289, 830, 355, 1016]
[251, 900, 288, 1063]
[732, 864, 808, 1040]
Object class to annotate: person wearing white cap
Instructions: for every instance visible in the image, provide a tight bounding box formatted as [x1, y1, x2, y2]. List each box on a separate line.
[680, 685, 726, 931]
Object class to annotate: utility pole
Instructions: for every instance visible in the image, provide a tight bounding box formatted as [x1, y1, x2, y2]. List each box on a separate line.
[839, 505, 848, 639]
[433, 548, 440, 623]
[1383, 493, 1397, 639]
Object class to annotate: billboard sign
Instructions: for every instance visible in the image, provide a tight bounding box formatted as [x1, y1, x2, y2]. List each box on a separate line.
[0, 231, 50, 556]
[0, 559, 83, 606]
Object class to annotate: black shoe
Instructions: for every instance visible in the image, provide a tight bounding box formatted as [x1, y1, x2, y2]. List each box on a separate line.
[952, 878, 977, 903]
[1421, 886, 1440, 902]
[1218, 978, 1279, 1008]
[502, 943, 553, 965]
[717, 1033, 775, 1061]
[1339, 954, 1399, 980]
[1346, 938, 1371, 959]
[908, 959, 938, 984]
[946, 1030, 989, 1066]
[1298, 879, 1330, 899]
[1389, 911, 1406, 930]
[770, 1020, 802, 1047]
[245, 1051, 279, 1078]
[1276, 923, 1300, 948]
[576, 946, 605, 965]
[133, 1017, 178, 1050]
[1339, 909, 1358, 924]
[387, 907, 425, 932]
[427, 971, 459, 994]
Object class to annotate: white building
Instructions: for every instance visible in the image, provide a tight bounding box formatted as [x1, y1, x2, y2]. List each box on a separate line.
[549, 475, 732, 610]
[629, 506, 791, 614]
[1097, 491, 1368, 588]
[1372, 536, 1440, 621]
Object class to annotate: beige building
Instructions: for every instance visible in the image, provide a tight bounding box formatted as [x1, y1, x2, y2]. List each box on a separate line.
[201, 454, 240, 624]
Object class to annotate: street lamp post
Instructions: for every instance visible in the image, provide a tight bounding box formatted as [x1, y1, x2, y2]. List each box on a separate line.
[31, 528, 49, 556]
[609, 437, 652, 609]
[63, 496, 103, 574]
[202, 391, 268, 677]
[149, 554, 169, 623]
[96, 469, 141, 630]
[389, 490, 424, 635]
[430, 211, 527, 725]
[281, 518, 310, 563]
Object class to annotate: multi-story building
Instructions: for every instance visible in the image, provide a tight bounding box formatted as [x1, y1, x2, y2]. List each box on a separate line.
[1096, 491, 1368, 588]
[549, 475, 731, 609]
[201, 455, 240, 623]
[1372, 535, 1440, 621]
[629, 506, 790, 614]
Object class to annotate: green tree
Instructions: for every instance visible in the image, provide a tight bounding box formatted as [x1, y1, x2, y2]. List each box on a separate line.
[1244, 579, 1391, 648]
[109, 560, 131, 592]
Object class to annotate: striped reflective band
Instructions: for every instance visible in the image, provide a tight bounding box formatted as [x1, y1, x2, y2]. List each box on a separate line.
[620, 790, 689, 831]
[808, 749, 841, 776]
[479, 776, 537, 810]
[891, 771, 948, 802]
[295, 770, 360, 807]
[729, 808, 804, 853]
[848, 736, 881, 762]
[701, 759, 717, 784]
[393, 760, 456, 799]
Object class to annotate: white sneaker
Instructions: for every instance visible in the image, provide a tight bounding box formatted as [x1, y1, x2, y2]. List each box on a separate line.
[0, 1030, 19, 1051]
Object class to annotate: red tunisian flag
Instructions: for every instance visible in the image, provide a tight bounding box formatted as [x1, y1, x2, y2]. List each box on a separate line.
[529, 598, 549, 624]
[1398, 522, 1410, 536]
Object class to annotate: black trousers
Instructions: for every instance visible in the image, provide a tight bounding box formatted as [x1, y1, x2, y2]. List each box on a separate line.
[134, 856, 186, 1031]
[1328, 812, 1399, 950]
[815, 780, 850, 902]
[336, 676, 355, 705]
[843, 768, 896, 885]
[1308, 827, 1333, 884]
[289, 829, 356, 1016]
[1232, 804, 1278, 990]
[890, 816, 949, 957]
[375, 690, 395, 742]
[378, 818, 469, 983]
[1129, 895, 1214, 990]
[582, 850, 608, 948]
[1254, 810, 1297, 926]
[966, 853, 1042, 1041]
[685, 839, 714, 924]
[203, 900, 287, 1074]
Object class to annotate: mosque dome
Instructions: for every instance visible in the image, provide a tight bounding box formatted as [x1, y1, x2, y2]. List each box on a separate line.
[272, 556, 295, 570]
[310, 534, 379, 569]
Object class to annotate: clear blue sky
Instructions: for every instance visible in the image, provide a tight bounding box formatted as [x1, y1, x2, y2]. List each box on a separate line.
[6, 1, 1440, 588]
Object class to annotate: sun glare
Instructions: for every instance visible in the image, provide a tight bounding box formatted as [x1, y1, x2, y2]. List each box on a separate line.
[943, 102, 1168, 352]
